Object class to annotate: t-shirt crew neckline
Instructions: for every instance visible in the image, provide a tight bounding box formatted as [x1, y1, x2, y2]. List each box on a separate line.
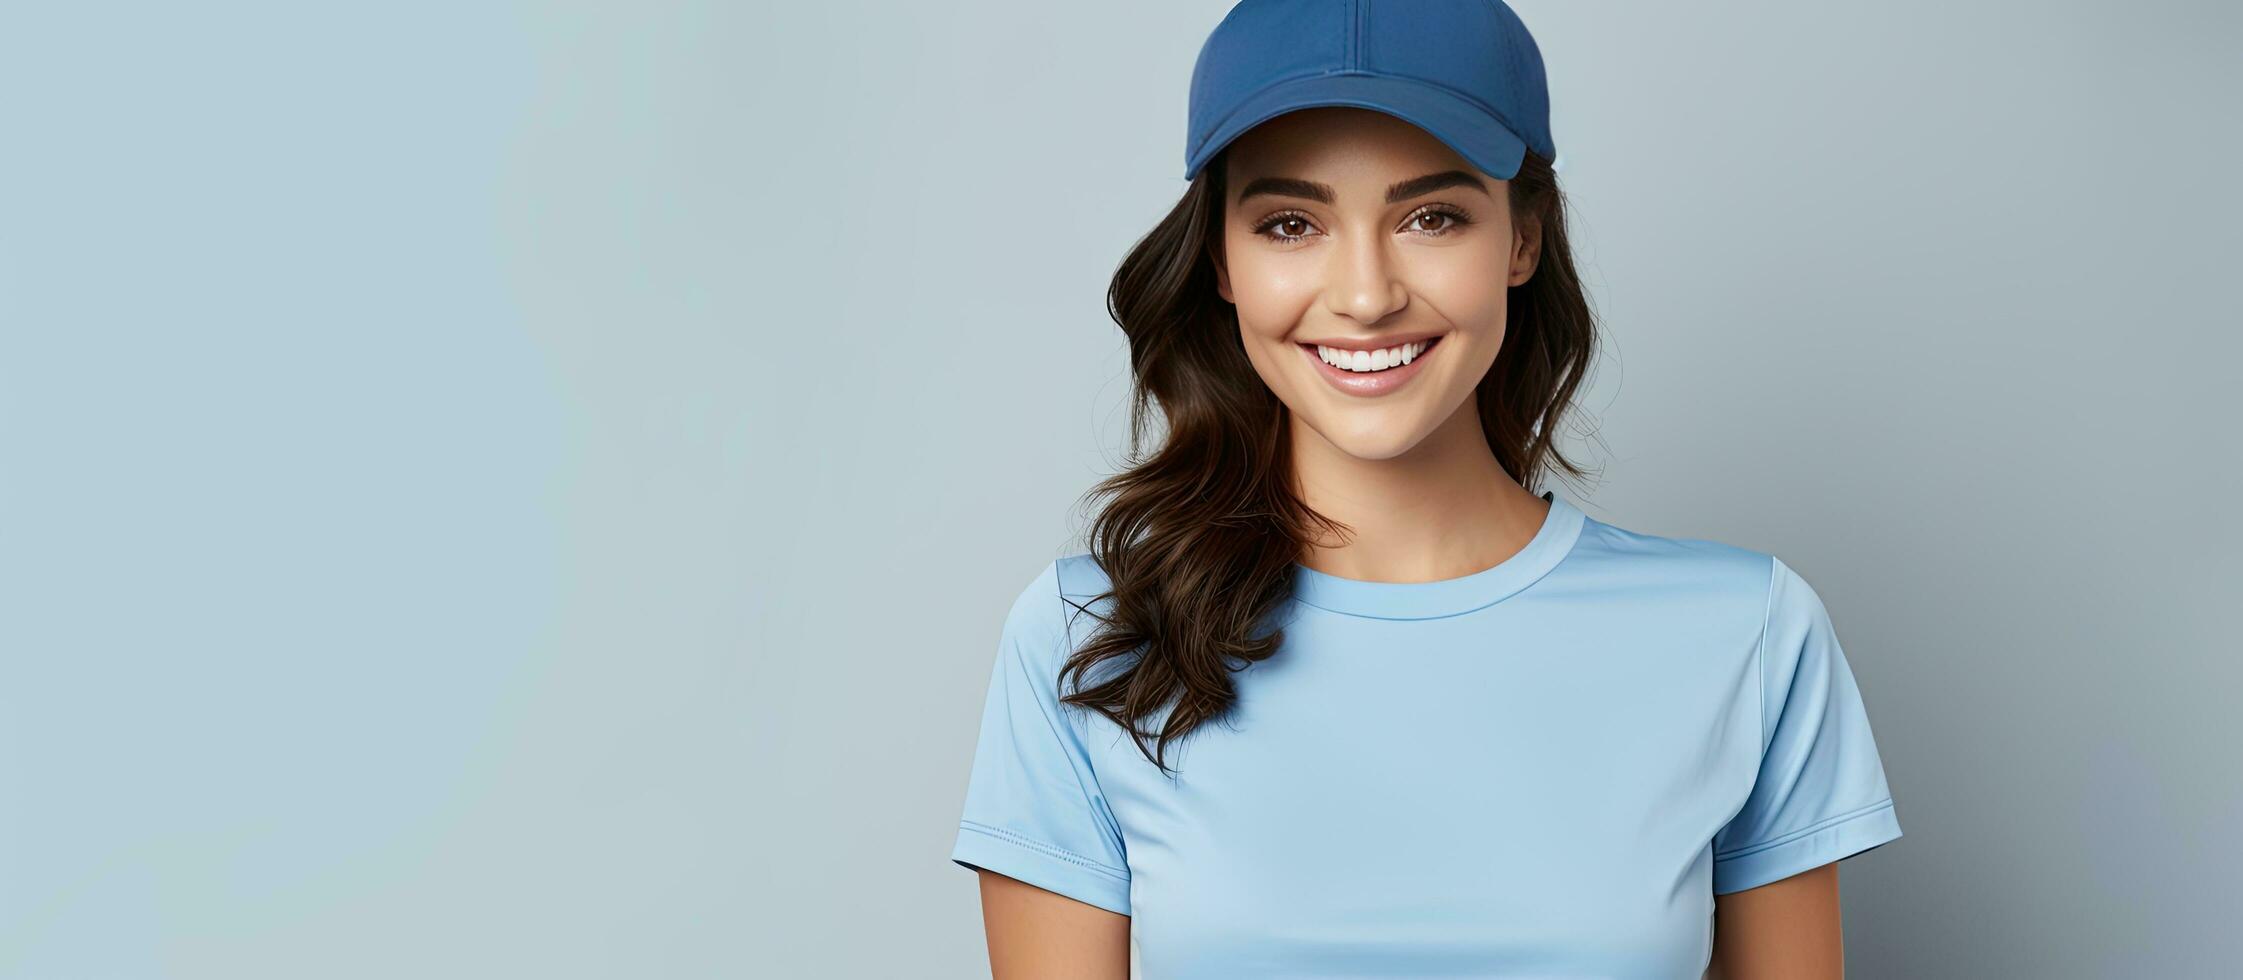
[1289, 488, 1588, 620]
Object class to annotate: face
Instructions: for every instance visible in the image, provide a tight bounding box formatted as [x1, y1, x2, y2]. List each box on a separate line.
[1214, 107, 1542, 463]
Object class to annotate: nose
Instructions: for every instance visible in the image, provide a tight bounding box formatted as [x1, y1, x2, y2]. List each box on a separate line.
[1321, 231, 1408, 327]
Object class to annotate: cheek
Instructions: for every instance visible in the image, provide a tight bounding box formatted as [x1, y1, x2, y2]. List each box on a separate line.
[1411, 245, 1512, 329]
[1223, 248, 1318, 340]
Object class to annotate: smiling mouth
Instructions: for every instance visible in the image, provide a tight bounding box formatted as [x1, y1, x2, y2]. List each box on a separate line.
[1297, 335, 1444, 373]
[1293, 333, 1446, 398]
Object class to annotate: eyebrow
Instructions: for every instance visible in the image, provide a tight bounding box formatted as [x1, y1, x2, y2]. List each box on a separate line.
[1233, 169, 1489, 207]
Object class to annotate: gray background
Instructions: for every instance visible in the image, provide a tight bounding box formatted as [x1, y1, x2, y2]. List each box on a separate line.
[2, 1, 2236, 977]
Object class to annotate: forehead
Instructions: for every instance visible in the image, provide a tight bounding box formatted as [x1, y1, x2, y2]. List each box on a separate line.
[1221, 106, 1478, 193]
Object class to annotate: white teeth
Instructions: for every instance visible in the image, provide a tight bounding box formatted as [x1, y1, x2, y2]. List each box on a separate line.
[1316, 340, 1431, 372]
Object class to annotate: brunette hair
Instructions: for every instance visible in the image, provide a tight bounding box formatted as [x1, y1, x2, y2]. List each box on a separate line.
[1058, 145, 1600, 775]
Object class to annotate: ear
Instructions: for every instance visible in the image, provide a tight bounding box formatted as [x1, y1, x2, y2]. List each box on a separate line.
[1508, 211, 1544, 288]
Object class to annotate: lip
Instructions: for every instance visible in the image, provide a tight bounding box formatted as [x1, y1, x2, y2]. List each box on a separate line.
[1297, 334, 1444, 397]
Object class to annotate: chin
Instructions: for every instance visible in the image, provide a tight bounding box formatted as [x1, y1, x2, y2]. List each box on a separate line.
[1304, 415, 1435, 461]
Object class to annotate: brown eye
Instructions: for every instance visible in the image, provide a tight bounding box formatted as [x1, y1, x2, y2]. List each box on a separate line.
[1406, 205, 1475, 237]
[1253, 212, 1317, 243]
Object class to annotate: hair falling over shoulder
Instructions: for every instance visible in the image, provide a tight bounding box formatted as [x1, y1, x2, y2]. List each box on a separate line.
[1058, 148, 1599, 775]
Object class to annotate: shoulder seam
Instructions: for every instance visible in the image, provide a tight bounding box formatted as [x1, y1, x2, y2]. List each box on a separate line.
[1051, 555, 1071, 648]
[1756, 555, 1781, 755]
[1049, 557, 1098, 747]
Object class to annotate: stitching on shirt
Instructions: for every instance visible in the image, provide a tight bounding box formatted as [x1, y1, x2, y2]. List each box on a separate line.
[1290, 502, 1587, 621]
[960, 820, 1130, 880]
[1050, 558, 1129, 867]
[1054, 559, 1094, 759]
[1755, 556, 1779, 755]
[1713, 797, 1895, 861]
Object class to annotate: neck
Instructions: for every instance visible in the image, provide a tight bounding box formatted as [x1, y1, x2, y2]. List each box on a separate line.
[1288, 405, 1549, 584]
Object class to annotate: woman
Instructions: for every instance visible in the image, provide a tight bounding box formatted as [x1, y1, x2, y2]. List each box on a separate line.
[949, 2, 1903, 977]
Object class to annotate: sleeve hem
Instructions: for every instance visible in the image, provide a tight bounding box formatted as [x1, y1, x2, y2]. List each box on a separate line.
[951, 821, 1131, 916]
[1711, 798, 1902, 895]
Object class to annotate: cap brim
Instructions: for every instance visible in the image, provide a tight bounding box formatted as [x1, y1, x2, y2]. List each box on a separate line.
[1184, 73, 1529, 183]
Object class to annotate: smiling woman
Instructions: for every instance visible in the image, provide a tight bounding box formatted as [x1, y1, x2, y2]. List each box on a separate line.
[948, 1, 1904, 977]
[1216, 111, 1565, 453]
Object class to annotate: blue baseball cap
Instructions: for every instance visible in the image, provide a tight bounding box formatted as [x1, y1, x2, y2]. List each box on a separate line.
[1185, 0, 1558, 183]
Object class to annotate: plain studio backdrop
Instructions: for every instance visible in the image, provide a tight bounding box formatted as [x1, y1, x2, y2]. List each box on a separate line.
[1, 1, 2236, 977]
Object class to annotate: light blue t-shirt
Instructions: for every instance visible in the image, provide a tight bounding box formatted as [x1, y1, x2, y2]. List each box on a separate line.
[950, 490, 1902, 978]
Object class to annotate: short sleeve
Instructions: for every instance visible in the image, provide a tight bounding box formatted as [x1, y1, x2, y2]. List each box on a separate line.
[1711, 556, 1904, 894]
[949, 559, 1132, 915]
